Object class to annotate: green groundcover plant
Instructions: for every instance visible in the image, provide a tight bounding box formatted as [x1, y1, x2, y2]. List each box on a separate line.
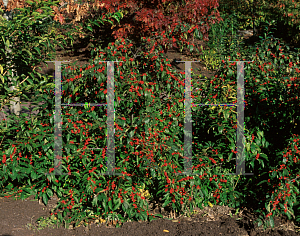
[0, 5, 300, 232]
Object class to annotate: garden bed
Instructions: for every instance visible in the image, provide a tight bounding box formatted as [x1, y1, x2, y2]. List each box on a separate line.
[1, 3, 300, 235]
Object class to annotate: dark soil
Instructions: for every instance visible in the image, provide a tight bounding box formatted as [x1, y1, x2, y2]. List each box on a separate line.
[1, 192, 300, 236]
[1, 22, 300, 236]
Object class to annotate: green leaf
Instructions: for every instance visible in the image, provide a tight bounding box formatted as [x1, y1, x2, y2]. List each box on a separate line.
[285, 210, 292, 219]
[114, 12, 123, 20]
[22, 48, 32, 57]
[162, 199, 171, 208]
[287, 208, 295, 219]
[42, 192, 48, 205]
[87, 26, 93, 32]
[287, 198, 293, 207]
[106, 19, 114, 25]
[92, 195, 98, 207]
[269, 216, 274, 228]
[5, 39, 10, 48]
[202, 187, 208, 198]
[73, 86, 79, 94]
[257, 179, 267, 185]
[228, 152, 233, 162]
[108, 198, 113, 211]
[111, 14, 120, 24]
[255, 138, 261, 146]
[31, 171, 37, 180]
[113, 198, 121, 211]
[25, 0, 34, 5]
[266, 201, 270, 213]
[129, 130, 134, 138]
[40, 6, 52, 11]
[199, 189, 204, 198]
[257, 219, 263, 227]
[46, 188, 53, 198]
[283, 168, 289, 176]
[97, 19, 104, 26]
[250, 143, 256, 153]
[34, 47, 41, 56]
[91, 21, 100, 27]
[0, 74, 4, 83]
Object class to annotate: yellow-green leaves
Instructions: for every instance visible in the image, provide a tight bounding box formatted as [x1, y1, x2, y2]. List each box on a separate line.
[0, 64, 4, 83]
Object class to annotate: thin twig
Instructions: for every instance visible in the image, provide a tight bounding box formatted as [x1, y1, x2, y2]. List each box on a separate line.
[286, 174, 300, 184]
[0, 135, 5, 150]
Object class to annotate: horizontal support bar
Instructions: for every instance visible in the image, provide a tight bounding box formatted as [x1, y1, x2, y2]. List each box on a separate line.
[61, 103, 106, 106]
[192, 104, 244, 106]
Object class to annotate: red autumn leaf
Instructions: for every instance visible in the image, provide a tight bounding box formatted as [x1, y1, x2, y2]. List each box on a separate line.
[58, 13, 65, 24]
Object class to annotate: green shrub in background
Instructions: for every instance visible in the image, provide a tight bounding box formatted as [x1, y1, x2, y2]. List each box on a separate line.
[218, 0, 300, 42]
[0, 0, 67, 123]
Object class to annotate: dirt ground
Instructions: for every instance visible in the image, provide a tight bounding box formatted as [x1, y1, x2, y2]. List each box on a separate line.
[1, 23, 300, 236]
[0, 192, 300, 236]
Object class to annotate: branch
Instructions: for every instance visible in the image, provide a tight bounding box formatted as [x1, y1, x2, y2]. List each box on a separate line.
[39, 0, 94, 23]
[0, 135, 6, 152]
[287, 174, 300, 184]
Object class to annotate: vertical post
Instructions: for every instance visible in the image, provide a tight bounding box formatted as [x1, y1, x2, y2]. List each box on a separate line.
[183, 61, 193, 175]
[3, 0, 21, 119]
[44, 60, 122, 177]
[175, 60, 201, 176]
[45, 61, 70, 177]
[236, 62, 246, 175]
[106, 61, 116, 175]
[97, 60, 122, 176]
[53, 61, 65, 176]
[179, 60, 254, 176]
[226, 61, 254, 176]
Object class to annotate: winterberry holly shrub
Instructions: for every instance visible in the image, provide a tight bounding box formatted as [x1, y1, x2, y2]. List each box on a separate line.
[0, 9, 300, 232]
[197, 26, 300, 228]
